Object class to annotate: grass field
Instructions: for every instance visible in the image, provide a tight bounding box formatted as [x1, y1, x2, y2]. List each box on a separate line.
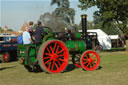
[0, 51, 128, 85]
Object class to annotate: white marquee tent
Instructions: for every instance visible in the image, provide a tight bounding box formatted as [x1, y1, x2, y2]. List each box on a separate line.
[87, 29, 111, 50]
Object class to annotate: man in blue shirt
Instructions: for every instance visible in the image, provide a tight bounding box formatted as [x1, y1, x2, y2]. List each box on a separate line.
[17, 34, 23, 44]
[22, 27, 32, 44]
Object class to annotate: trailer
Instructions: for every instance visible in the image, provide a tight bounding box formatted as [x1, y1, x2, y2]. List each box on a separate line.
[17, 14, 102, 73]
[0, 33, 17, 62]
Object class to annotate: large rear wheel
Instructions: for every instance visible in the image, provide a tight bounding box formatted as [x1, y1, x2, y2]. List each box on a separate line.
[38, 40, 69, 73]
[80, 50, 100, 71]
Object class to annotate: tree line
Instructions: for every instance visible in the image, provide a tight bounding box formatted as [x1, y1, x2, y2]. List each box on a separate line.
[0, 27, 13, 33]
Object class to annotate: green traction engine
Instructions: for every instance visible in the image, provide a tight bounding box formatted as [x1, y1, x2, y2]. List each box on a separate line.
[17, 14, 101, 73]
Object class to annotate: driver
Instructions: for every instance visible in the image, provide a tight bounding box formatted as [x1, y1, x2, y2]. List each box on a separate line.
[34, 21, 45, 44]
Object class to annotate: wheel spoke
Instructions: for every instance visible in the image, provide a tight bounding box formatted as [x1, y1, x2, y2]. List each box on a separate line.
[56, 45, 59, 53]
[92, 57, 97, 60]
[54, 62, 59, 69]
[57, 49, 64, 54]
[86, 62, 90, 67]
[51, 60, 55, 71]
[83, 58, 87, 60]
[93, 60, 97, 63]
[48, 62, 51, 69]
[58, 58, 65, 62]
[53, 43, 57, 52]
[44, 59, 52, 64]
[90, 53, 94, 59]
[88, 53, 91, 58]
[84, 55, 89, 59]
[43, 56, 51, 59]
[90, 63, 92, 68]
[92, 62, 96, 67]
[47, 47, 51, 54]
[45, 53, 52, 57]
[83, 61, 88, 64]
[56, 60, 61, 66]
[50, 46, 53, 53]
[57, 54, 64, 57]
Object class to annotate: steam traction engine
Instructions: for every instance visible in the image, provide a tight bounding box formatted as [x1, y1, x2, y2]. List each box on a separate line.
[17, 14, 101, 73]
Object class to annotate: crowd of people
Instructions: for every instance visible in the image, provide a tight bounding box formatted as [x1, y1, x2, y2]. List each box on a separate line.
[17, 21, 45, 44]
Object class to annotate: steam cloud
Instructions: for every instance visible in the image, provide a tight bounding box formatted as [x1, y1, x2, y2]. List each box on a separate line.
[39, 12, 72, 32]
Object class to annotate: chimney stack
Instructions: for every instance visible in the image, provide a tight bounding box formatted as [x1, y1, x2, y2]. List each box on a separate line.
[81, 14, 87, 40]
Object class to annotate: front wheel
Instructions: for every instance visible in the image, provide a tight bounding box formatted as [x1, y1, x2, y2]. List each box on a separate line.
[80, 50, 100, 71]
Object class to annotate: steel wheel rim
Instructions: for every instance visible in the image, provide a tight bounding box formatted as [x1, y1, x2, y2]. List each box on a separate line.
[4, 53, 8, 62]
[42, 40, 69, 73]
[81, 50, 100, 71]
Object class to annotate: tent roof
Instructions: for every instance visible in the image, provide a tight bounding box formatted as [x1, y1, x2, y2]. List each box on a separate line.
[109, 35, 119, 39]
[79, 29, 108, 37]
[87, 29, 108, 36]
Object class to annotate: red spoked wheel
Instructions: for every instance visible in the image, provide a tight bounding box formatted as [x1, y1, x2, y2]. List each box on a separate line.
[80, 50, 100, 71]
[1, 52, 10, 63]
[4, 54, 8, 62]
[38, 40, 69, 73]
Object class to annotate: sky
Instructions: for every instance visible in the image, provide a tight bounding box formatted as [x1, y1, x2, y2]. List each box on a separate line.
[0, 0, 98, 31]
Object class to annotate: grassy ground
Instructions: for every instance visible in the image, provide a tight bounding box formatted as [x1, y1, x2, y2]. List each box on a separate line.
[0, 51, 128, 85]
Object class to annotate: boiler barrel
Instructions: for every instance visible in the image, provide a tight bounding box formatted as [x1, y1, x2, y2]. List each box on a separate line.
[65, 40, 86, 53]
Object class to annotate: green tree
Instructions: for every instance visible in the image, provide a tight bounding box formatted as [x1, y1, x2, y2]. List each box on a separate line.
[93, 12, 120, 35]
[0, 27, 3, 33]
[51, 0, 75, 24]
[78, 0, 128, 38]
[78, 21, 94, 30]
[8, 28, 13, 31]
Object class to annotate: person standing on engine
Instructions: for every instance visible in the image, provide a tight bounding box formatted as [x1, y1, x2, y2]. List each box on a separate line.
[34, 21, 45, 44]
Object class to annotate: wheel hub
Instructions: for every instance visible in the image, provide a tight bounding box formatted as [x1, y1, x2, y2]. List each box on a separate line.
[88, 58, 93, 63]
[53, 54, 57, 58]
[51, 54, 58, 60]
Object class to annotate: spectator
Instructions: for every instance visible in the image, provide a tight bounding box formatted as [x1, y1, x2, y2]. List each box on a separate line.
[17, 33, 23, 44]
[28, 21, 35, 42]
[22, 27, 32, 44]
[34, 21, 45, 44]
[28, 21, 34, 36]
